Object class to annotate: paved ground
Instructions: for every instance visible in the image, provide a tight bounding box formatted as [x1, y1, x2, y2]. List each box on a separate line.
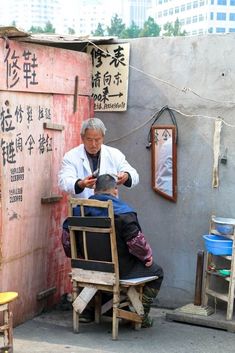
[13, 308, 235, 353]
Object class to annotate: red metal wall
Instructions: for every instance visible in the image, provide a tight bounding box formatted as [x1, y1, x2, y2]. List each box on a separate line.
[0, 38, 92, 324]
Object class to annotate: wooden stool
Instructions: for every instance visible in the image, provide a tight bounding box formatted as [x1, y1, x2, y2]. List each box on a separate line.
[0, 292, 18, 353]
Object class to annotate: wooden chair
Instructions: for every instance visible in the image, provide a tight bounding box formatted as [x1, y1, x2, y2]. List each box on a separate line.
[68, 198, 157, 340]
[0, 292, 18, 353]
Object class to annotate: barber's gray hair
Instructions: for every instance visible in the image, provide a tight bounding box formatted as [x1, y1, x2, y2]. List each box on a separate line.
[80, 118, 106, 136]
[95, 174, 117, 193]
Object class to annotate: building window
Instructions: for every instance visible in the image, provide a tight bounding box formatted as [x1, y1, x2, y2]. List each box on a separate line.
[193, 1, 198, 8]
[187, 2, 192, 10]
[175, 6, 179, 13]
[208, 27, 213, 33]
[211, 0, 214, 4]
[163, 9, 168, 16]
[180, 19, 185, 24]
[192, 15, 198, 22]
[199, 0, 205, 5]
[217, 0, 227, 4]
[181, 4, 186, 11]
[198, 28, 204, 34]
[216, 27, 226, 32]
[169, 8, 173, 15]
[217, 12, 226, 20]
[158, 11, 162, 17]
[192, 30, 197, 35]
[230, 0, 235, 5]
[210, 12, 214, 19]
[229, 13, 235, 20]
[186, 17, 192, 23]
[199, 14, 204, 21]
[229, 27, 235, 31]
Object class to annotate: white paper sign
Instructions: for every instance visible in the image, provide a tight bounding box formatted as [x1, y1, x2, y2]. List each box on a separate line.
[87, 43, 130, 111]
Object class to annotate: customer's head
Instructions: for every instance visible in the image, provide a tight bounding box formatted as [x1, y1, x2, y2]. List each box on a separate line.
[95, 174, 118, 197]
[81, 118, 106, 155]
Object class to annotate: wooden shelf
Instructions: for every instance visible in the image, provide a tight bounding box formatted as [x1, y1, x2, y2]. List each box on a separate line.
[205, 288, 229, 302]
[206, 270, 231, 282]
[202, 216, 235, 320]
[210, 230, 234, 240]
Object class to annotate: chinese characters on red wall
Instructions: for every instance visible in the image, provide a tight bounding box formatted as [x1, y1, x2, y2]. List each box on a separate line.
[4, 46, 39, 89]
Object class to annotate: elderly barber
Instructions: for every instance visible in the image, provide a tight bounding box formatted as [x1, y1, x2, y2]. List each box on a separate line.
[58, 118, 139, 198]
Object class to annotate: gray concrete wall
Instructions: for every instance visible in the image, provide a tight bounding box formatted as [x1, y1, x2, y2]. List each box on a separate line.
[96, 34, 235, 308]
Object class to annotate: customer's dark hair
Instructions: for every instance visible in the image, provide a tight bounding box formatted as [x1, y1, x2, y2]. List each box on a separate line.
[95, 174, 117, 193]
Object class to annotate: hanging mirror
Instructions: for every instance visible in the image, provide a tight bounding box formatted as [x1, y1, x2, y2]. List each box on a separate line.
[151, 125, 177, 202]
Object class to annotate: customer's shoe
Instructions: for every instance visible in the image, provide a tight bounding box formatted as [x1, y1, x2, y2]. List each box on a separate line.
[141, 315, 154, 328]
[79, 308, 94, 323]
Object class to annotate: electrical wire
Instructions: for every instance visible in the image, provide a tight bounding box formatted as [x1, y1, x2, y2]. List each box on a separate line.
[84, 39, 235, 106]
[82, 39, 235, 143]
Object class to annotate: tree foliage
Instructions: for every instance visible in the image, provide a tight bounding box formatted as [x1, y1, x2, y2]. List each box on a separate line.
[139, 16, 161, 37]
[121, 21, 141, 38]
[28, 15, 187, 38]
[92, 23, 105, 36]
[163, 18, 187, 36]
[107, 14, 126, 37]
[29, 21, 55, 34]
[68, 27, 75, 34]
[44, 21, 55, 33]
[29, 25, 44, 33]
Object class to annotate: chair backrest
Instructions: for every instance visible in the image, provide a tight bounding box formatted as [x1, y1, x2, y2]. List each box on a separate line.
[68, 197, 120, 287]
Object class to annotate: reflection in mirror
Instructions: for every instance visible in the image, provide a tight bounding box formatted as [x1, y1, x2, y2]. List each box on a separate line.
[151, 125, 177, 202]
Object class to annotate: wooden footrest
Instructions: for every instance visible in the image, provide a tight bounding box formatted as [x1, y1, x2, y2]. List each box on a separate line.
[116, 308, 142, 323]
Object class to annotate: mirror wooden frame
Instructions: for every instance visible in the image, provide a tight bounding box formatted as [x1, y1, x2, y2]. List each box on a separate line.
[151, 125, 177, 202]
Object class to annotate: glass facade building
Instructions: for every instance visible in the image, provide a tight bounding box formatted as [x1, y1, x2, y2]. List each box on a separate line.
[150, 0, 235, 35]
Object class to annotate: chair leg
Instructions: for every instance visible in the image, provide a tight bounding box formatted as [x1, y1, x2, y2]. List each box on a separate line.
[112, 291, 120, 340]
[0, 306, 13, 353]
[95, 292, 102, 324]
[72, 281, 79, 333]
[8, 311, 13, 347]
[73, 308, 79, 333]
[3, 308, 13, 348]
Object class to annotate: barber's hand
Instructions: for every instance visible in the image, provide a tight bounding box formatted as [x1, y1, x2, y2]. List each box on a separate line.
[117, 172, 129, 185]
[145, 256, 153, 267]
[78, 175, 97, 189]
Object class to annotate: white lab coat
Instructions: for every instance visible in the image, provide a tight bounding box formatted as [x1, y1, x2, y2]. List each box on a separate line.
[58, 144, 139, 198]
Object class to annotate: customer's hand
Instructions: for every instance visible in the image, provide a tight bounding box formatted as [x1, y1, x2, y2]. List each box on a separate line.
[117, 172, 129, 185]
[145, 256, 153, 267]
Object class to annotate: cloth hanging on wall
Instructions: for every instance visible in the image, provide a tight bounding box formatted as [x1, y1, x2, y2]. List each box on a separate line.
[212, 118, 222, 188]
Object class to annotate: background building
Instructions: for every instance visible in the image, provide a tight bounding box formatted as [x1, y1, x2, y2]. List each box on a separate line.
[73, 0, 115, 35]
[2, 0, 63, 32]
[122, 0, 153, 28]
[0, 0, 155, 35]
[150, 0, 235, 36]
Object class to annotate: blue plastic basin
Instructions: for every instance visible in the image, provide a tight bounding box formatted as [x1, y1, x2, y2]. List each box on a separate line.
[203, 234, 233, 255]
[215, 224, 233, 235]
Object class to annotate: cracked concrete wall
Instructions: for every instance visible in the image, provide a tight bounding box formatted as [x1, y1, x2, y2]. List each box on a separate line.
[96, 34, 235, 308]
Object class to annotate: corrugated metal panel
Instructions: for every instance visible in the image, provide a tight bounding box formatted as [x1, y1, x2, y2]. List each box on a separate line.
[0, 37, 92, 324]
[0, 26, 117, 46]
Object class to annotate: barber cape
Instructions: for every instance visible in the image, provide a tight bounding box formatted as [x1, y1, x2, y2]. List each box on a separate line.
[63, 194, 135, 229]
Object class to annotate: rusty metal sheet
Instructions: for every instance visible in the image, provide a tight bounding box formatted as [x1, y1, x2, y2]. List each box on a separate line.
[0, 48, 91, 323]
[0, 38, 92, 96]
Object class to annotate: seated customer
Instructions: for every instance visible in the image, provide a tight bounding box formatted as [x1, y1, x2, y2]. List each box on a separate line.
[62, 174, 164, 327]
